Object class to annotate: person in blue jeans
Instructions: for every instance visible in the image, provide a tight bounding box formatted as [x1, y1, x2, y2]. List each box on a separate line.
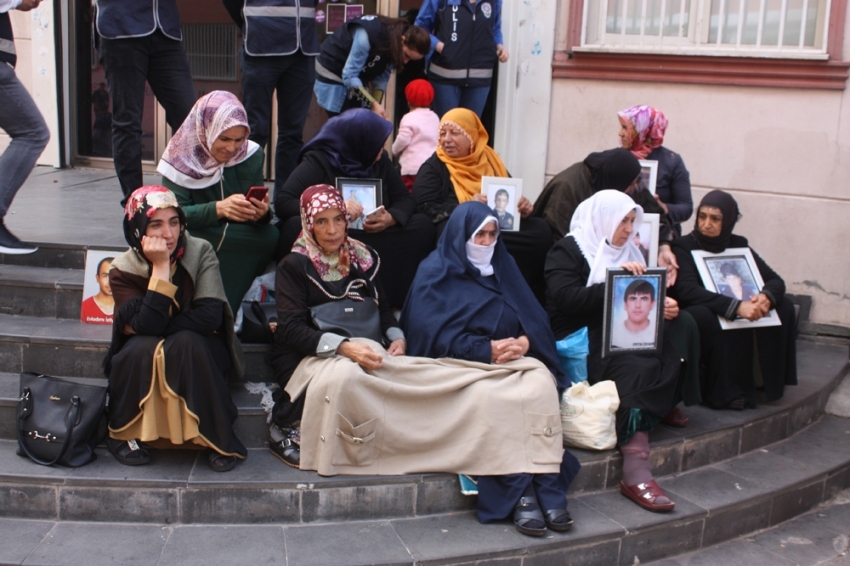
[415, 0, 509, 118]
[96, 0, 196, 206]
[222, 0, 319, 191]
[0, 0, 50, 254]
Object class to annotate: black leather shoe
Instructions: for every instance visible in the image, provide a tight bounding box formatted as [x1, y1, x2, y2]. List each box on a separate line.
[544, 508, 573, 532]
[269, 436, 300, 469]
[513, 496, 546, 537]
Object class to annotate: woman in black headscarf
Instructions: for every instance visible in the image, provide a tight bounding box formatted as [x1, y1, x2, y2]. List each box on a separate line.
[274, 109, 435, 307]
[104, 186, 247, 472]
[670, 190, 797, 410]
[401, 201, 580, 538]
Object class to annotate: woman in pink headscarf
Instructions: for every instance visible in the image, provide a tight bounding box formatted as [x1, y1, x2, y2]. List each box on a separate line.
[158, 91, 279, 314]
[617, 105, 693, 236]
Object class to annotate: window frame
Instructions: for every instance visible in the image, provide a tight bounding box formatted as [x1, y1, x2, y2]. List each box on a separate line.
[553, 0, 850, 89]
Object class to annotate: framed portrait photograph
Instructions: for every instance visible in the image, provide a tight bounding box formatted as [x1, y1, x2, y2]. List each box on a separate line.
[81, 250, 118, 325]
[633, 213, 659, 267]
[691, 248, 782, 330]
[482, 176, 522, 232]
[602, 268, 667, 358]
[336, 177, 383, 230]
[638, 159, 658, 195]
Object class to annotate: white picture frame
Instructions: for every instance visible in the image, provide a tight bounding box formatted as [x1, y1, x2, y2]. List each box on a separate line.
[482, 176, 522, 232]
[634, 213, 660, 267]
[81, 249, 118, 325]
[638, 159, 658, 195]
[691, 248, 782, 330]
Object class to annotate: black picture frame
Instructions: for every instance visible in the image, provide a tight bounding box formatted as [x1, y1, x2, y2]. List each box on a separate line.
[602, 268, 667, 358]
[335, 177, 383, 230]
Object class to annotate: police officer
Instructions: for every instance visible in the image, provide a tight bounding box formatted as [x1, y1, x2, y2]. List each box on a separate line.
[96, 0, 196, 206]
[314, 15, 430, 118]
[415, 0, 509, 119]
[223, 0, 319, 190]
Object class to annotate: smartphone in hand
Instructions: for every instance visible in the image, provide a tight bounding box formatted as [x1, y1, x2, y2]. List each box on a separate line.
[245, 186, 269, 202]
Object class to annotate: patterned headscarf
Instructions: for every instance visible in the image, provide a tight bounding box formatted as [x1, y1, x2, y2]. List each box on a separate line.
[436, 108, 509, 203]
[617, 105, 669, 160]
[157, 91, 260, 189]
[291, 185, 374, 281]
[123, 186, 187, 264]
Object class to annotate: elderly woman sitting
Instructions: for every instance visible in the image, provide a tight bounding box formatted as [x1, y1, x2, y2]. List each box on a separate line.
[401, 201, 580, 537]
[266, 184, 405, 467]
[413, 108, 553, 300]
[274, 109, 435, 307]
[104, 186, 247, 472]
[617, 105, 692, 236]
[158, 91, 279, 315]
[544, 190, 700, 513]
[670, 190, 797, 410]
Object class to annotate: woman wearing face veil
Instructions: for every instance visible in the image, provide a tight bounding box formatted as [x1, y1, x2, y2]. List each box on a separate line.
[544, 190, 700, 513]
[401, 201, 581, 538]
[103, 186, 247, 472]
[670, 190, 797, 410]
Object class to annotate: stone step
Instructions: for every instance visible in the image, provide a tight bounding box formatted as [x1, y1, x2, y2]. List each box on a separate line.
[0, 372, 271, 449]
[0, 264, 84, 319]
[0, 415, 847, 566]
[0, 340, 846, 526]
[0, 313, 274, 380]
[0, 242, 124, 271]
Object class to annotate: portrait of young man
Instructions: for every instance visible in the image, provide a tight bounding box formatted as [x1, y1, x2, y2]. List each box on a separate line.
[611, 278, 658, 350]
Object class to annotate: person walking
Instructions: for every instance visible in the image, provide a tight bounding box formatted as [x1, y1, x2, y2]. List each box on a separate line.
[0, 0, 50, 254]
[223, 0, 319, 192]
[95, 0, 196, 206]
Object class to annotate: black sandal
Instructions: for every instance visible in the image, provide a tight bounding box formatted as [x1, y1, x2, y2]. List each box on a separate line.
[513, 496, 547, 537]
[106, 437, 150, 466]
[544, 508, 574, 532]
[207, 451, 238, 473]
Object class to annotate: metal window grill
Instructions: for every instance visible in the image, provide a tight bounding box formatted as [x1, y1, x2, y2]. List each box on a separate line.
[181, 24, 239, 81]
[582, 0, 829, 56]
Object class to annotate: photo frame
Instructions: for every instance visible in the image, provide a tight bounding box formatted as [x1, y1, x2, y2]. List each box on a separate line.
[81, 250, 118, 325]
[482, 176, 522, 232]
[634, 213, 659, 267]
[336, 177, 383, 230]
[691, 248, 782, 330]
[638, 159, 658, 195]
[602, 268, 667, 357]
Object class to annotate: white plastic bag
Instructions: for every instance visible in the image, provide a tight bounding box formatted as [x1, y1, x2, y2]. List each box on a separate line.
[560, 380, 620, 450]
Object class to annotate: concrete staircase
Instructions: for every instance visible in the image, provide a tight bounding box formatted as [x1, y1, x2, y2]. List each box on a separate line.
[1, 242, 849, 565]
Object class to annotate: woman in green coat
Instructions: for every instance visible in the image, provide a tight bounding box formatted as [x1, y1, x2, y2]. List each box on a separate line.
[158, 91, 279, 313]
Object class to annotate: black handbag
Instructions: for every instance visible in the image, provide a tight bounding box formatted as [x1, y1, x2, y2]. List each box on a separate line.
[16, 372, 107, 467]
[241, 300, 278, 344]
[310, 298, 383, 343]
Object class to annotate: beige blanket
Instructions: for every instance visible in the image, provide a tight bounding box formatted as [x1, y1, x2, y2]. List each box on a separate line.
[286, 339, 564, 477]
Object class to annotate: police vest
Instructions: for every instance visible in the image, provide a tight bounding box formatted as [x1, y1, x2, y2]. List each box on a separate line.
[95, 0, 183, 41]
[243, 0, 319, 56]
[428, 0, 497, 87]
[0, 13, 15, 67]
[316, 16, 390, 86]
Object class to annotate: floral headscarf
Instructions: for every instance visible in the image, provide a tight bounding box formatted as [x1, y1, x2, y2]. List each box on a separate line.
[617, 105, 669, 160]
[436, 108, 509, 203]
[291, 185, 374, 282]
[157, 91, 260, 189]
[123, 186, 187, 264]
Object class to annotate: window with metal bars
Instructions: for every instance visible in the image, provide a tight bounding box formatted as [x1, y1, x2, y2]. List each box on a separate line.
[579, 0, 830, 58]
[181, 24, 239, 81]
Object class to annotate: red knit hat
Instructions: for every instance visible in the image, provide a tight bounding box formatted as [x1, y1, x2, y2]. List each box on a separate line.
[404, 79, 434, 108]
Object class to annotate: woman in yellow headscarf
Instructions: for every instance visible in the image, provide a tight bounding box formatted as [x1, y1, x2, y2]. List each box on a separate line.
[412, 108, 552, 300]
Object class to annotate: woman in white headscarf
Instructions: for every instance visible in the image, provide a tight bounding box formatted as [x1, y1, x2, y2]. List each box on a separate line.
[158, 90, 279, 314]
[544, 190, 700, 514]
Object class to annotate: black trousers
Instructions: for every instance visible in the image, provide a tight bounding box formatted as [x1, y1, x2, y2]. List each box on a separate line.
[99, 30, 196, 204]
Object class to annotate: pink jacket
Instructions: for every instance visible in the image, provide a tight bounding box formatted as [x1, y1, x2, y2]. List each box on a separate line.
[391, 107, 440, 176]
